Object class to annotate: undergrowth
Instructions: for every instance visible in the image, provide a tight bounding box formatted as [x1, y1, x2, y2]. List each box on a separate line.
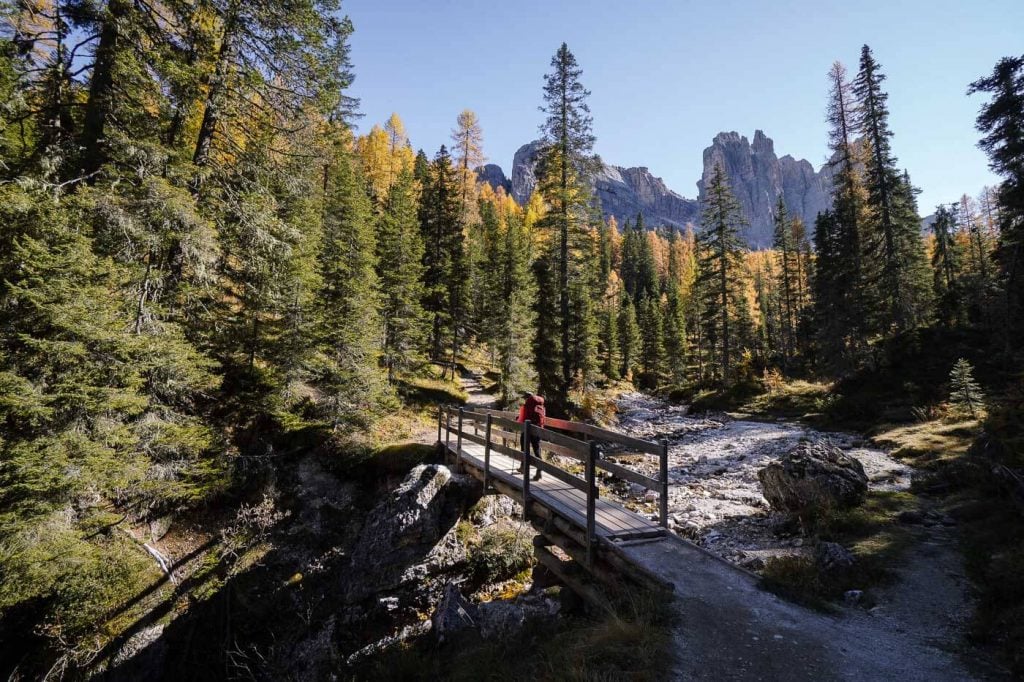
[360, 588, 675, 681]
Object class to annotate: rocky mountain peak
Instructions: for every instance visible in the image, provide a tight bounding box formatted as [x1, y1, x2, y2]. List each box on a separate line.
[698, 131, 830, 248]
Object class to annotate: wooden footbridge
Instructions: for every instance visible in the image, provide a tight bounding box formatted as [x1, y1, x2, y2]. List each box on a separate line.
[437, 405, 674, 592]
[437, 405, 988, 680]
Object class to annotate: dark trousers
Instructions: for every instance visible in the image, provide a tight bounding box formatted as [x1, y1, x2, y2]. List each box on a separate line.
[520, 433, 541, 459]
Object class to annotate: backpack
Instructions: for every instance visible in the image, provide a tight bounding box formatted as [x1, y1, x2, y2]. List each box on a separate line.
[526, 396, 546, 428]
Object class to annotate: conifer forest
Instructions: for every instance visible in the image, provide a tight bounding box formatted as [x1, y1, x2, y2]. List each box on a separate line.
[0, 1, 1022, 679]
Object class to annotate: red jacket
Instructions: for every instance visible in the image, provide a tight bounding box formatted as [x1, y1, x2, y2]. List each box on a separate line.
[517, 394, 546, 428]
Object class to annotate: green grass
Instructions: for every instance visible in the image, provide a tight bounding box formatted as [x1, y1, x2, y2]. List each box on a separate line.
[869, 418, 979, 468]
[395, 365, 468, 407]
[762, 491, 916, 607]
[736, 380, 833, 421]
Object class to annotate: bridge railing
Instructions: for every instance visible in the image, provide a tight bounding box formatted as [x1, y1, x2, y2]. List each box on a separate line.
[437, 404, 671, 554]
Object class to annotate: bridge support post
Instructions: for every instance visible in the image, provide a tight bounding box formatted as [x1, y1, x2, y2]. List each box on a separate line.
[444, 407, 452, 463]
[456, 407, 464, 473]
[586, 441, 598, 568]
[522, 420, 531, 520]
[483, 414, 493, 493]
[436, 405, 443, 447]
[659, 438, 669, 528]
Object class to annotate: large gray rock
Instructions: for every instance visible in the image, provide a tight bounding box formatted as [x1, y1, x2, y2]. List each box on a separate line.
[475, 163, 511, 194]
[508, 140, 700, 231]
[697, 130, 831, 248]
[432, 582, 478, 644]
[758, 441, 868, 514]
[431, 584, 560, 645]
[345, 464, 473, 603]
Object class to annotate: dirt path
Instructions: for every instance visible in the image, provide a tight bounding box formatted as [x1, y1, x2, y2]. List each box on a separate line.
[459, 367, 497, 409]
[609, 393, 1008, 680]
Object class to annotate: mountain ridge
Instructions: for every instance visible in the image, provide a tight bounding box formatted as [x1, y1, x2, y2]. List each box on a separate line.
[477, 131, 834, 247]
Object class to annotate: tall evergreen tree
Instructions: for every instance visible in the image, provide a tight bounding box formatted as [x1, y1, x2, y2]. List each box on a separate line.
[662, 228, 688, 385]
[969, 55, 1024, 337]
[617, 294, 641, 382]
[314, 130, 389, 423]
[377, 170, 427, 383]
[637, 295, 664, 389]
[930, 204, 964, 326]
[772, 196, 798, 367]
[535, 43, 599, 408]
[492, 209, 537, 404]
[696, 164, 748, 384]
[420, 145, 464, 368]
[853, 45, 931, 331]
[815, 61, 870, 369]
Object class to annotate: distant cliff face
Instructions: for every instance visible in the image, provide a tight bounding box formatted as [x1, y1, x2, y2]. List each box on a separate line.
[488, 133, 833, 246]
[475, 163, 511, 194]
[697, 131, 831, 248]
[508, 140, 700, 230]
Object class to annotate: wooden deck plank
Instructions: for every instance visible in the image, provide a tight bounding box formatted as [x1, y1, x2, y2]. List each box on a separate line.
[454, 442, 661, 540]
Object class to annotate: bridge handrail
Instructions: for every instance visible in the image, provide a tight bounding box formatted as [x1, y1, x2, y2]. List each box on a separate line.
[437, 403, 671, 536]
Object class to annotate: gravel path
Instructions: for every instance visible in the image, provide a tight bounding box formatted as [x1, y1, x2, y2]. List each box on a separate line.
[609, 392, 1009, 681]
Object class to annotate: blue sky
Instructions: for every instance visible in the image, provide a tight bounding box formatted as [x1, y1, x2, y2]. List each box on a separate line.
[344, 0, 1022, 212]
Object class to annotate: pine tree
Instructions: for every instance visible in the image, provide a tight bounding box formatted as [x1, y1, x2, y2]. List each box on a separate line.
[815, 61, 870, 370]
[663, 228, 688, 385]
[617, 294, 641, 382]
[969, 55, 1024, 336]
[533, 254, 562, 397]
[697, 164, 748, 384]
[772, 196, 798, 367]
[930, 204, 964, 326]
[853, 45, 931, 331]
[420, 145, 465, 367]
[600, 287, 621, 381]
[638, 295, 664, 389]
[535, 42, 599, 408]
[0, 189, 223, 656]
[377, 169, 427, 383]
[315, 129, 389, 424]
[494, 209, 537, 404]
[949, 358, 985, 418]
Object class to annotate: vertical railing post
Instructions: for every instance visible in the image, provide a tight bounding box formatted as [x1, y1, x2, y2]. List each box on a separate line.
[483, 414, 493, 493]
[436, 405, 443, 446]
[444, 407, 452, 462]
[522, 420, 531, 519]
[456, 407, 464, 473]
[659, 438, 670, 528]
[586, 441, 598, 568]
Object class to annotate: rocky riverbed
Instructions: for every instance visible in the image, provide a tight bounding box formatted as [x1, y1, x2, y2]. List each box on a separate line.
[603, 393, 913, 570]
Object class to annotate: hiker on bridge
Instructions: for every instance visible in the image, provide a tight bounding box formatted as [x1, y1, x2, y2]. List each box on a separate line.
[517, 392, 546, 481]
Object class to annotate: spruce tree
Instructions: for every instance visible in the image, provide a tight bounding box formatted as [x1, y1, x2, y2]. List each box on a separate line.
[420, 145, 464, 367]
[697, 164, 748, 384]
[617, 295, 641, 382]
[493, 209, 537, 404]
[600, 293, 621, 381]
[638, 295, 664, 389]
[949, 358, 985, 418]
[772, 196, 798, 367]
[969, 55, 1024, 336]
[815, 61, 870, 369]
[930, 204, 964, 326]
[377, 169, 427, 383]
[535, 42, 599, 409]
[853, 45, 932, 331]
[315, 131, 389, 424]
